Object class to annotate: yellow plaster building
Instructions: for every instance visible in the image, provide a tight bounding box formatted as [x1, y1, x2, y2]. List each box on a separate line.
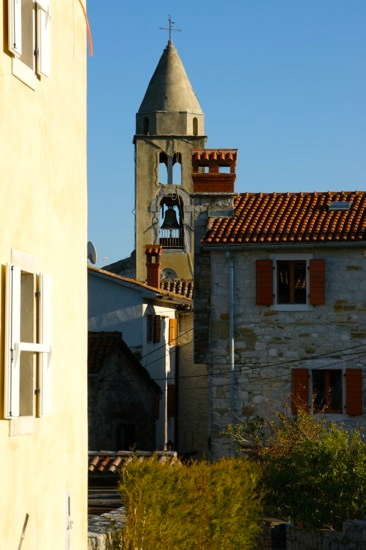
[0, 1, 88, 548]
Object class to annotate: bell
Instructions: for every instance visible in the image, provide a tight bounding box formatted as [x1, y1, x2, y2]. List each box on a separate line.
[161, 207, 180, 230]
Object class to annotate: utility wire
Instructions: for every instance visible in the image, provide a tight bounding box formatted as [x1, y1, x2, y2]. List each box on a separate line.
[95, 349, 366, 394]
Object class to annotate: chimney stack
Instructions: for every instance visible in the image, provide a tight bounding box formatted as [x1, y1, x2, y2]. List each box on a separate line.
[191, 149, 237, 194]
[145, 245, 162, 288]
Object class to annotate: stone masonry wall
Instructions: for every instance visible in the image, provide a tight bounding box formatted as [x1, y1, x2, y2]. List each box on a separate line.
[205, 246, 366, 458]
[178, 312, 209, 456]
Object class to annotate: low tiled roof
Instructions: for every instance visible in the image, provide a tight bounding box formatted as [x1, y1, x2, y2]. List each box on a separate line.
[160, 278, 194, 299]
[88, 332, 161, 394]
[88, 451, 180, 475]
[88, 332, 122, 374]
[88, 266, 192, 305]
[203, 191, 366, 245]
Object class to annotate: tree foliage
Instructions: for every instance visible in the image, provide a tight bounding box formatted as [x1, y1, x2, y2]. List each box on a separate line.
[228, 410, 366, 530]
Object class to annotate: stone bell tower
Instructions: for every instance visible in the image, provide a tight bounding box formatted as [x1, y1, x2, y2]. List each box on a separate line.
[134, 39, 207, 282]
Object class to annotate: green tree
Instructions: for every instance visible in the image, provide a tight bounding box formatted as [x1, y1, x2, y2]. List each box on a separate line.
[229, 410, 366, 530]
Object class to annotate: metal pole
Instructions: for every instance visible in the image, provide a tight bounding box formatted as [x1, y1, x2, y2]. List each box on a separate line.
[227, 253, 235, 425]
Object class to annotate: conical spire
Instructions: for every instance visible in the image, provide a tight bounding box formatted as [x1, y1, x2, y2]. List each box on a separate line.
[138, 40, 203, 115]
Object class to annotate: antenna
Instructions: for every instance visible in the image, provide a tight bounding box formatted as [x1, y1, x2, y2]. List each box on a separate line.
[87, 241, 97, 264]
[159, 15, 181, 41]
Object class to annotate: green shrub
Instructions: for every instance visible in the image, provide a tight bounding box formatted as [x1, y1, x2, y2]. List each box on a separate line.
[229, 410, 366, 530]
[118, 456, 263, 549]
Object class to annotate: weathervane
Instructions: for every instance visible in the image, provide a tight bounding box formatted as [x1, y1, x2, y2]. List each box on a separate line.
[159, 15, 181, 41]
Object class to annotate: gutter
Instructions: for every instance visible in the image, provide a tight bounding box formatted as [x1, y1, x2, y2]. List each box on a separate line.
[226, 253, 235, 423]
[202, 241, 366, 252]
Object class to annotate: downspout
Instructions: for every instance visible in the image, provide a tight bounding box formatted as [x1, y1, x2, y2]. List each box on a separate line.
[227, 252, 235, 428]
[174, 340, 179, 450]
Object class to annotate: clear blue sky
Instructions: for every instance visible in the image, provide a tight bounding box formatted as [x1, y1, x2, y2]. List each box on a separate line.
[87, 0, 366, 266]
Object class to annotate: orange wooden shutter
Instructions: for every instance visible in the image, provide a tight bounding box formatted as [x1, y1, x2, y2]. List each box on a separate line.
[256, 260, 273, 305]
[169, 318, 178, 345]
[292, 369, 309, 415]
[346, 369, 363, 416]
[309, 259, 325, 305]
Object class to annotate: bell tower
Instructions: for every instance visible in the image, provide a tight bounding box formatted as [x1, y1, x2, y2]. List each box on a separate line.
[134, 39, 207, 282]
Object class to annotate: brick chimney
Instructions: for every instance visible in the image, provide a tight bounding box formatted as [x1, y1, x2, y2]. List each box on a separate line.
[145, 245, 162, 288]
[191, 149, 237, 194]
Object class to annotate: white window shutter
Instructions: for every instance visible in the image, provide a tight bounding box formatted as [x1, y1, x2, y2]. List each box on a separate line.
[8, 0, 22, 57]
[36, 1, 51, 77]
[39, 273, 52, 416]
[4, 264, 21, 418]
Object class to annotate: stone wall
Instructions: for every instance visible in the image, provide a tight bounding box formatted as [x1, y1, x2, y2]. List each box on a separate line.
[258, 520, 366, 549]
[198, 246, 366, 458]
[177, 312, 209, 455]
[88, 508, 125, 550]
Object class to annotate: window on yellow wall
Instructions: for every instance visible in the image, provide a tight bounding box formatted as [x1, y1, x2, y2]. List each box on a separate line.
[4, 262, 52, 419]
[8, 0, 51, 88]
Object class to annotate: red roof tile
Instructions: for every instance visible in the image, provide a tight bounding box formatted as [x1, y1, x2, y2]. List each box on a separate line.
[88, 266, 193, 304]
[160, 278, 194, 299]
[88, 332, 122, 374]
[202, 191, 366, 245]
[88, 451, 180, 475]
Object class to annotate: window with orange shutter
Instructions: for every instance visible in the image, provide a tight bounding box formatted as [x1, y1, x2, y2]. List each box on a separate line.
[292, 368, 363, 416]
[256, 257, 325, 307]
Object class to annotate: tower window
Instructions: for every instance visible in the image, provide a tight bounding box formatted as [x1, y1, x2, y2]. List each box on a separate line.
[159, 153, 182, 185]
[159, 196, 183, 248]
[193, 117, 198, 136]
[172, 153, 182, 185]
[143, 117, 150, 134]
[159, 152, 168, 184]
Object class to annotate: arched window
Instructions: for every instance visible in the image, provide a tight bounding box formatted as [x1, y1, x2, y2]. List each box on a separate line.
[172, 153, 182, 185]
[159, 196, 184, 248]
[159, 153, 182, 185]
[193, 117, 198, 136]
[159, 152, 168, 184]
[161, 268, 177, 279]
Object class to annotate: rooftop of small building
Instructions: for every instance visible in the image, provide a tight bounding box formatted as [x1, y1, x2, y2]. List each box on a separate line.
[88, 265, 193, 304]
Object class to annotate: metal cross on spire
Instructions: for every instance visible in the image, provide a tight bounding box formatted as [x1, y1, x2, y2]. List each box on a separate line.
[159, 15, 181, 41]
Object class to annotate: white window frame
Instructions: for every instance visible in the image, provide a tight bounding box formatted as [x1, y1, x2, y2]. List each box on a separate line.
[8, 0, 51, 89]
[269, 253, 313, 312]
[4, 250, 52, 428]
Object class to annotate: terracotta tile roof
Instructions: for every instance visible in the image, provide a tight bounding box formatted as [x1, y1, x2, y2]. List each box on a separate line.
[160, 278, 194, 299]
[203, 191, 366, 245]
[88, 331, 122, 374]
[88, 266, 192, 305]
[192, 149, 237, 162]
[88, 332, 161, 394]
[88, 451, 180, 475]
[145, 244, 162, 255]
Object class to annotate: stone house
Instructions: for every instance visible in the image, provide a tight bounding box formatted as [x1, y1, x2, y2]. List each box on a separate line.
[0, 1, 88, 548]
[193, 148, 366, 459]
[88, 331, 161, 451]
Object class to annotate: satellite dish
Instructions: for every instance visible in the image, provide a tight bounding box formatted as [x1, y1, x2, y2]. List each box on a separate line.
[87, 241, 97, 264]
